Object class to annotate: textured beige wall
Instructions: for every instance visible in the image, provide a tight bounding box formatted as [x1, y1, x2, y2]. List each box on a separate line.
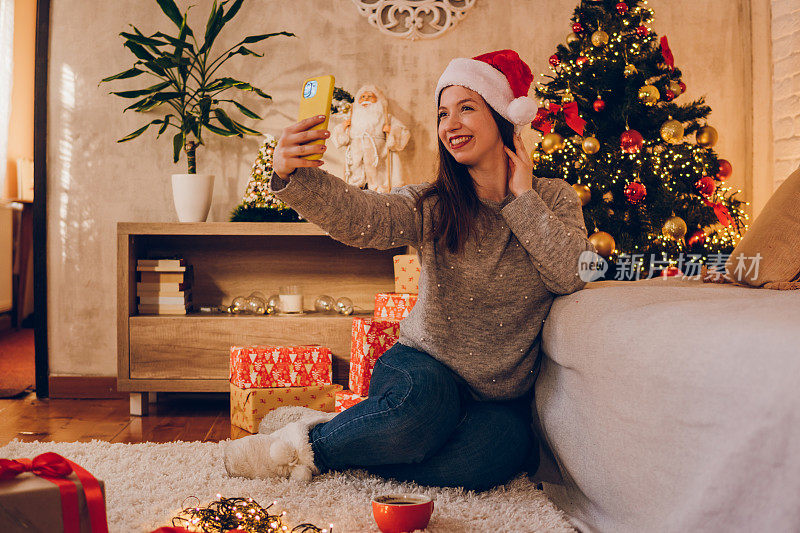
[48, 0, 756, 376]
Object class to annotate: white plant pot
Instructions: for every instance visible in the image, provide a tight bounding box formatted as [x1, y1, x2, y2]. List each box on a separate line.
[171, 173, 215, 222]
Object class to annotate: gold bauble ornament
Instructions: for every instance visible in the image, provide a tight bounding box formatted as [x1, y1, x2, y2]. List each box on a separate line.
[591, 30, 609, 47]
[541, 132, 564, 154]
[566, 32, 580, 44]
[668, 80, 682, 95]
[561, 91, 575, 104]
[582, 136, 601, 154]
[662, 215, 688, 240]
[623, 63, 637, 77]
[660, 119, 685, 144]
[638, 85, 660, 105]
[572, 183, 591, 206]
[695, 125, 719, 148]
[589, 231, 616, 258]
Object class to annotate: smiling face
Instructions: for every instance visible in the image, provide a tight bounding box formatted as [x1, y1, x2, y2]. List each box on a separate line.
[437, 85, 504, 167]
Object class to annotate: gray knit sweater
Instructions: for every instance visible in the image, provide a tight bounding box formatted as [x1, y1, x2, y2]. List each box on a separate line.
[268, 166, 595, 401]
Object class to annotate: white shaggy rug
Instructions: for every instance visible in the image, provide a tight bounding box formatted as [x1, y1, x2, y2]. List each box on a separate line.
[0, 439, 574, 532]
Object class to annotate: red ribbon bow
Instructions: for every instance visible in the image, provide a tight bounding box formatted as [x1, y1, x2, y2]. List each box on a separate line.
[0, 452, 108, 533]
[531, 101, 586, 136]
[661, 36, 675, 70]
[700, 195, 733, 227]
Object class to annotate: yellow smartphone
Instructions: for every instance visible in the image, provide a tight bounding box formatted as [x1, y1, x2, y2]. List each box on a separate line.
[297, 74, 335, 160]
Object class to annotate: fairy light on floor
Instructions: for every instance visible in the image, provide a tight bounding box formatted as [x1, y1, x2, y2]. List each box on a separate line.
[172, 495, 334, 533]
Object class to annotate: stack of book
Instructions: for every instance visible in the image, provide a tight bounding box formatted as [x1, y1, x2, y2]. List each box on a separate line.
[136, 258, 193, 315]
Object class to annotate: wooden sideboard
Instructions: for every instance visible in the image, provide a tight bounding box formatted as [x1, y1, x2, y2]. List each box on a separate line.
[117, 222, 412, 415]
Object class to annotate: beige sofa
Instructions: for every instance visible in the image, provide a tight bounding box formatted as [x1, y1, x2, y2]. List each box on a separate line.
[532, 275, 800, 532]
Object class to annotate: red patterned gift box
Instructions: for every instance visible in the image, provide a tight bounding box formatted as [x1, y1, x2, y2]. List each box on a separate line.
[230, 345, 332, 389]
[349, 317, 400, 396]
[335, 389, 367, 412]
[374, 292, 418, 321]
[393, 254, 420, 294]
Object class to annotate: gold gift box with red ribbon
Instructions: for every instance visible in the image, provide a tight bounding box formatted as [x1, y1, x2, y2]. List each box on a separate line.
[335, 389, 368, 412]
[373, 292, 418, 321]
[393, 254, 420, 294]
[230, 383, 343, 433]
[230, 344, 333, 389]
[0, 452, 108, 533]
[349, 317, 400, 396]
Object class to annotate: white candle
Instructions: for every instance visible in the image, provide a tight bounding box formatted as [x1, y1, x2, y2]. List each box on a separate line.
[279, 293, 303, 313]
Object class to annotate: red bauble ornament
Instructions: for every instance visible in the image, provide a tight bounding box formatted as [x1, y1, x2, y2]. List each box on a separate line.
[665, 89, 676, 101]
[687, 230, 707, 247]
[660, 265, 682, 278]
[616, 2, 629, 14]
[576, 56, 588, 66]
[678, 81, 687, 93]
[624, 181, 647, 203]
[695, 176, 716, 195]
[549, 54, 560, 67]
[717, 159, 733, 181]
[636, 25, 649, 37]
[593, 98, 606, 112]
[620, 129, 644, 153]
[572, 22, 584, 33]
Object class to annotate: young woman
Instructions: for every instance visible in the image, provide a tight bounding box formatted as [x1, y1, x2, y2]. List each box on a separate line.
[223, 49, 595, 491]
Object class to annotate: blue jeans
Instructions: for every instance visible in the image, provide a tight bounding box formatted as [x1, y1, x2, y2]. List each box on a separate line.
[309, 342, 538, 491]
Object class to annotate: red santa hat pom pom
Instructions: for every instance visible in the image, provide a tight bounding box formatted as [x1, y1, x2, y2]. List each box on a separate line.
[506, 96, 537, 125]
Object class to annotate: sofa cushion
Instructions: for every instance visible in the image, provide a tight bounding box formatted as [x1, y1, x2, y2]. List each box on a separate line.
[725, 165, 800, 289]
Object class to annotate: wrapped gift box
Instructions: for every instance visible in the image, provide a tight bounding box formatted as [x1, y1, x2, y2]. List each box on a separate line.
[350, 317, 400, 396]
[335, 389, 368, 412]
[393, 254, 420, 294]
[230, 382, 343, 433]
[0, 455, 107, 533]
[374, 292, 418, 321]
[230, 345, 332, 389]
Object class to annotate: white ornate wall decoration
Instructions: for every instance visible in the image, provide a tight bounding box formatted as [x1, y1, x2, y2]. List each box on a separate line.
[352, 0, 477, 41]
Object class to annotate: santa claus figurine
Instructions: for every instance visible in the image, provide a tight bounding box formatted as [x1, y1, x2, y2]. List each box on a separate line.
[330, 85, 410, 193]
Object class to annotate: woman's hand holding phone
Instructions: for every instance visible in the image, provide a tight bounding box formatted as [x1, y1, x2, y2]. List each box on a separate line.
[272, 115, 330, 179]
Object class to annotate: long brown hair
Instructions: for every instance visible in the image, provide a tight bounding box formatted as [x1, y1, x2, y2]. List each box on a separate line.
[415, 95, 517, 255]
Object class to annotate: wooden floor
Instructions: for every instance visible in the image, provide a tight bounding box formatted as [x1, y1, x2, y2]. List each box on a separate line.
[0, 392, 251, 446]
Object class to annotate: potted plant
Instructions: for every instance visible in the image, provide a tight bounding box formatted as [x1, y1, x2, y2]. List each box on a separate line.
[101, 0, 294, 222]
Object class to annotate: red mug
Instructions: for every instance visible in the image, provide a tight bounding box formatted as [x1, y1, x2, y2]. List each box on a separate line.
[371, 493, 434, 533]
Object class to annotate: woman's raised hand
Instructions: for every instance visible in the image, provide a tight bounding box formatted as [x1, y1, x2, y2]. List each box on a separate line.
[273, 115, 330, 179]
[504, 132, 534, 197]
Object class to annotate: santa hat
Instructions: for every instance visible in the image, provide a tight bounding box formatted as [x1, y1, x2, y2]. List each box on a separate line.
[435, 49, 537, 132]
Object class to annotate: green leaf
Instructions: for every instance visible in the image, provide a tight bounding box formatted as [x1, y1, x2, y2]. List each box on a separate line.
[120, 31, 167, 47]
[150, 91, 182, 102]
[124, 41, 156, 62]
[100, 67, 144, 83]
[201, 0, 225, 54]
[241, 31, 295, 44]
[117, 119, 162, 142]
[157, 115, 173, 136]
[212, 108, 244, 137]
[156, 0, 184, 28]
[223, 0, 244, 23]
[207, 77, 271, 99]
[204, 121, 239, 137]
[153, 31, 195, 55]
[111, 81, 171, 98]
[223, 99, 261, 119]
[173, 130, 185, 163]
[227, 46, 263, 59]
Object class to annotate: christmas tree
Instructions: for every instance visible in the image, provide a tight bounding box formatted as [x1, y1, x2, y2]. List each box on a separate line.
[230, 87, 354, 222]
[531, 0, 749, 279]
